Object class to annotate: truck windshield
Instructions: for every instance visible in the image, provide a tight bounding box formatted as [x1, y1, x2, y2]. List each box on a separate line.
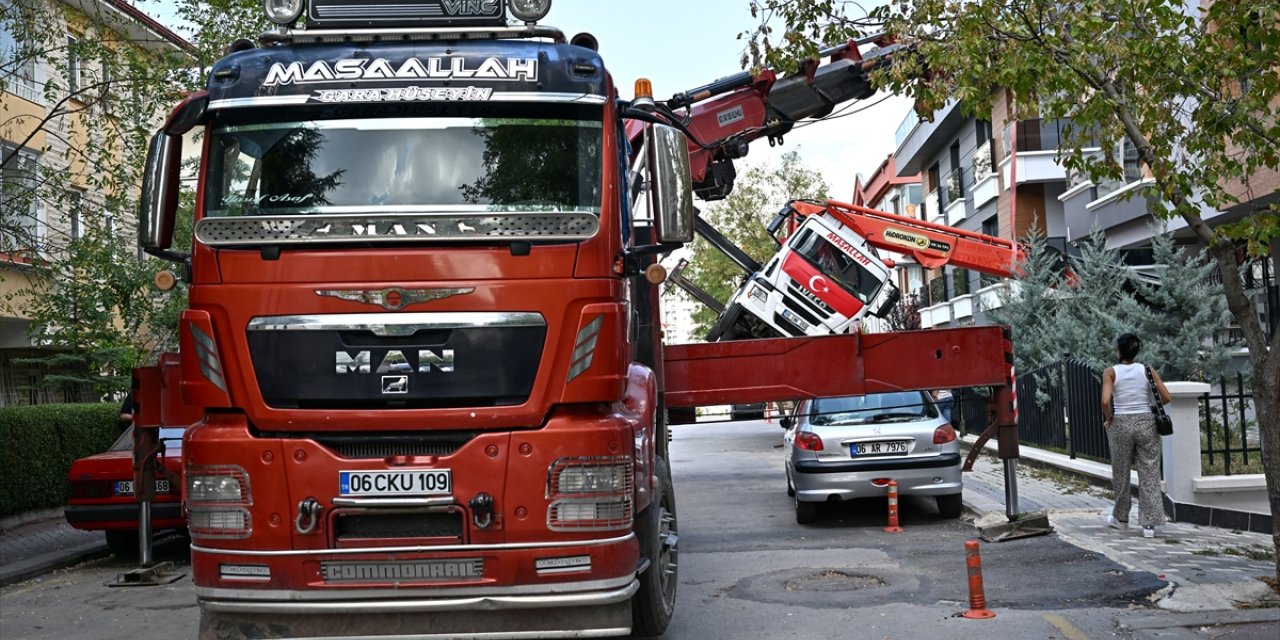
[205, 116, 602, 216]
[791, 229, 884, 303]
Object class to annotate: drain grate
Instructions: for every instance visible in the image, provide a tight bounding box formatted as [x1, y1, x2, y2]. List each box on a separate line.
[784, 570, 888, 592]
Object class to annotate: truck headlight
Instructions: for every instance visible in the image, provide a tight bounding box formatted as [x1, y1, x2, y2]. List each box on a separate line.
[508, 0, 552, 22]
[263, 0, 304, 25]
[747, 285, 767, 304]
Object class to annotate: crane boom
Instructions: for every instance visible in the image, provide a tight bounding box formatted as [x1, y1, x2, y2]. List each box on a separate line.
[626, 34, 902, 201]
[784, 199, 1025, 278]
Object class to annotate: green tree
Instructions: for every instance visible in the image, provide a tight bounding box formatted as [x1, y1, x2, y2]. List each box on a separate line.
[679, 150, 828, 337]
[1137, 232, 1232, 381]
[1055, 231, 1145, 371]
[1, 0, 265, 397]
[988, 228, 1073, 374]
[746, 0, 1280, 577]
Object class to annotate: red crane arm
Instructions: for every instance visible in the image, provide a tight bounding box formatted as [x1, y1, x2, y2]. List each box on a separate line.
[789, 199, 1025, 278]
[624, 34, 901, 200]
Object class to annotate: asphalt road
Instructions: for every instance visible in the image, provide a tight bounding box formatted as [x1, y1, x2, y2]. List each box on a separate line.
[654, 418, 1167, 639]
[0, 418, 1171, 640]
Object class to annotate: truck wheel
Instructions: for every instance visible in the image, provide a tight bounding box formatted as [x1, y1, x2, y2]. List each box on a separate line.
[937, 492, 963, 519]
[706, 303, 743, 341]
[795, 495, 819, 524]
[632, 459, 678, 637]
[105, 530, 138, 558]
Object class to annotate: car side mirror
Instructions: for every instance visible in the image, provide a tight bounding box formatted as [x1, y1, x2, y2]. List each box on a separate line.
[779, 416, 793, 430]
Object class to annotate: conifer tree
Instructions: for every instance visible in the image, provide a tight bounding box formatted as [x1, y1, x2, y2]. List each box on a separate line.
[1137, 232, 1232, 381]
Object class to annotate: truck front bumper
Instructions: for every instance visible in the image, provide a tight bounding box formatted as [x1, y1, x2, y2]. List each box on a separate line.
[193, 534, 640, 639]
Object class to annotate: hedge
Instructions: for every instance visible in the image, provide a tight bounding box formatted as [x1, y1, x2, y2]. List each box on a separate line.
[0, 403, 124, 517]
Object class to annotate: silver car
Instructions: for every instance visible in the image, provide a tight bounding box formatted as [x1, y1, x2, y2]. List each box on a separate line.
[783, 391, 963, 524]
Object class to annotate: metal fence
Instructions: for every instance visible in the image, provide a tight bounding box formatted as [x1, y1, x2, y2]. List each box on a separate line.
[1200, 373, 1263, 476]
[1009, 359, 1111, 462]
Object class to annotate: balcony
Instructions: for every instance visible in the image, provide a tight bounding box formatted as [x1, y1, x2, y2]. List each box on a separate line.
[945, 196, 967, 225]
[971, 142, 999, 208]
[999, 118, 1091, 187]
[920, 302, 952, 329]
[895, 100, 966, 176]
[919, 283, 1009, 330]
[925, 189, 942, 225]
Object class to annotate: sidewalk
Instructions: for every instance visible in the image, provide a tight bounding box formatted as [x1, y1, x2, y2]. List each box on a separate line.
[0, 511, 108, 587]
[962, 438, 1279, 638]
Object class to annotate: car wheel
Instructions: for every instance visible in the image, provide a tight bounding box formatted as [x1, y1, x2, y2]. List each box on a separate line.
[104, 530, 138, 558]
[936, 492, 963, 519]
[786, 470, 795, 497]
[794, 495, 819, 524]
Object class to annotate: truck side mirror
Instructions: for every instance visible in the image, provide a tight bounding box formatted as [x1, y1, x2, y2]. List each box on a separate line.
[140, 92, 207, 262]
[779, 416, 794, 430]
[138, 130, 181, 256]
[645, 123, 694, 244]
[871, 284, 902, 319]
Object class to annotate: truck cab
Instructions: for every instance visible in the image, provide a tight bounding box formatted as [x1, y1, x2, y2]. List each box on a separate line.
[710, 213, 899, 340]
[136, 1, 693, 638]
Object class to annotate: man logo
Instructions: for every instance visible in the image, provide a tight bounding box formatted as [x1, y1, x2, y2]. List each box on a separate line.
[382, 376, 409, 394]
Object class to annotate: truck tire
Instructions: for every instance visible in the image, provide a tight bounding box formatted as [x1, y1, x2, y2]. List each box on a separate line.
[632, 459, 678, 637]
[706, 303, 742, 342]
[105, 530, 138, 558]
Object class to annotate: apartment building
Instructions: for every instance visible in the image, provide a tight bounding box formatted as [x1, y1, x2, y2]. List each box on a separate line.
[892, 90, 1081, 329]
[1, 0, 188, 405]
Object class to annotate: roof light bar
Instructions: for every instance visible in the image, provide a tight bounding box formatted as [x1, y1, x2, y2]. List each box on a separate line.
[508, 0, 551, 23]
[263, 0, 305, 25]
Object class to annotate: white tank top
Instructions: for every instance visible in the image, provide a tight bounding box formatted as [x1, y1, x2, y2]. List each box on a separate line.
[1112, 362, 1153, 415]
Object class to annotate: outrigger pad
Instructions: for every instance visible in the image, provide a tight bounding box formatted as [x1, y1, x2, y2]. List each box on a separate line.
[106, 561, 186, 587]
[978, 512, 1053, 542]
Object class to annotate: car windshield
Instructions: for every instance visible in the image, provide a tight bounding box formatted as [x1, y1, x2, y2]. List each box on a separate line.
[108, 427, 189, 452]
[205, 115, 603, 217]
[809, 391, 936, 426]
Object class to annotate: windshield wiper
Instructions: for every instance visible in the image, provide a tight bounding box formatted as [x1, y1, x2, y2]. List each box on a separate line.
[865, 413, 926, 422]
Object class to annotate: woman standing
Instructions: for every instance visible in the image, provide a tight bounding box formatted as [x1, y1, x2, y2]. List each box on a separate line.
[1100, 333, 1172, 538]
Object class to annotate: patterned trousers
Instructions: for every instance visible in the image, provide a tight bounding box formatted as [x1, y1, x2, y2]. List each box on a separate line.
[1108, 413, 1164, 528]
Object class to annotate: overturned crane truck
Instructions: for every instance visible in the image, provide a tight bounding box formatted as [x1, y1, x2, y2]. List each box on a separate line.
[134, 1, 1024, 638]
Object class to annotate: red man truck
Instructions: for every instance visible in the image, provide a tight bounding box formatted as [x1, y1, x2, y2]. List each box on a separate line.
[134, 2, 1022, 637]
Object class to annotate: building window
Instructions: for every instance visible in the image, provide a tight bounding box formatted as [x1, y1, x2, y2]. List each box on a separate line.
[948, 141, 965, 199]
[976, 119, 992, 144]
[1118, 138, 1142, 183]
[2, 146, 45, 252]
[66, 35, 81, 95]
[1, 22, 41, 102]
[70, 190, 84, 240]
[981, 216, 998, 238]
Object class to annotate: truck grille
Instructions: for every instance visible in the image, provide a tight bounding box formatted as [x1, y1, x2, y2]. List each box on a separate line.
[334, 510, 464, 542]
[312, 432, 476, 459]
[246, 313, 546, 410]
[786, 280, 834, 320]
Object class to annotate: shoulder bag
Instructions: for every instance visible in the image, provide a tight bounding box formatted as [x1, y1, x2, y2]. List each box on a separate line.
[1144, 365, 1173, 436]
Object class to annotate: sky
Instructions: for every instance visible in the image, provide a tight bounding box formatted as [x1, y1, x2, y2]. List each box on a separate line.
[137, 0, 911, 202]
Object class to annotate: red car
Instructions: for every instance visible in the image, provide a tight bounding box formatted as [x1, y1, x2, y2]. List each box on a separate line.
[64, 425, 187, 556]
